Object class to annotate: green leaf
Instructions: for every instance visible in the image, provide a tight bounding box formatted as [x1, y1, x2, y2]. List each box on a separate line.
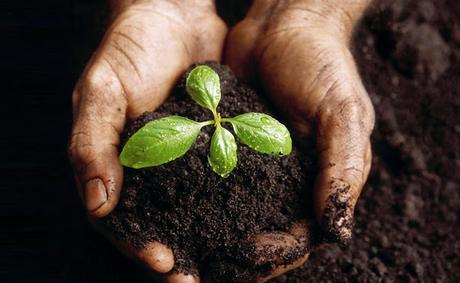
[208, 125, 237, 178]
[185, 65, 221, 113]
[120, 116, 202, 169]
[228, 113, 292, 155]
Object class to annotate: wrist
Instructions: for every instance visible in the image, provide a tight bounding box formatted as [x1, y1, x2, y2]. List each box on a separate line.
[108, 0, 139, 19]
[108, 0, 216, 21]
[250, 0, 370, 41]
[314, 0, 371, 39]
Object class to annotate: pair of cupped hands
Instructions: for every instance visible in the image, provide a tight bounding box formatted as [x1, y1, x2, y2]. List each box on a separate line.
[69, 0, 374, 282]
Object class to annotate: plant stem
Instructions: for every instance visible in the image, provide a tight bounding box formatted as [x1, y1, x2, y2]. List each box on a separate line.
[200, 120, 215, 127]
[220, 117, 231, 123]
[211, 110, 220, 123]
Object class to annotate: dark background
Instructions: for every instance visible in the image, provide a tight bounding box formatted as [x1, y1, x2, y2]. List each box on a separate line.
[3, 0, 460, 282]
[1, 1, 150, 282]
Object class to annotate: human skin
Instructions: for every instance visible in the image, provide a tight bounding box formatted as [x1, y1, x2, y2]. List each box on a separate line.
[68, 0, 374, 282]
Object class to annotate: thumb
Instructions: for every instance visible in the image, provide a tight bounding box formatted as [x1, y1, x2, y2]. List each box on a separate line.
[314, 85, 374, 244]
[69, 64, 127, 218]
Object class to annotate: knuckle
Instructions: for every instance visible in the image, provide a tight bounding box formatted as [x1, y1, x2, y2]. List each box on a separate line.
[68, 131, 97, 167]
[67, 140, 75, 162]
[353, 95, 375, 134]
[67, 134, 80, 163]
[71, 87, 80, 112]
[365, 98, 376, 131]
[80, 64, 124, 105]
[83, 68, 110, 98]
[320, 93, 375, 136]
[73, 63, 127, 122]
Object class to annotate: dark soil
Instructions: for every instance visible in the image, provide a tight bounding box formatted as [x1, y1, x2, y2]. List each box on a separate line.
[272, 0, 460, 282]
[103, 63, 317, 281]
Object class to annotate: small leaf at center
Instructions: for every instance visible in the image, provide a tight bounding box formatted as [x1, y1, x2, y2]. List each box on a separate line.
[185, 65, 221, 113]
[208, 125, 237, 177]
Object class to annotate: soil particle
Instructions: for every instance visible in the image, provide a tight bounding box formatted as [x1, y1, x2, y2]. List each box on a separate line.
[369, 257, 386, 276]
[393, 22, 450, 80]
[402, 183, 424, 223]
[103, 62, 316, 280]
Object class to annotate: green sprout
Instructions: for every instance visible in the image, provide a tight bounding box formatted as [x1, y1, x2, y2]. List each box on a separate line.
[119, 65, 292, 177]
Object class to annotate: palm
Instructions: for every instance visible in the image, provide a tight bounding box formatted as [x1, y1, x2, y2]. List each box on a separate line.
[88, 5, 224, 119]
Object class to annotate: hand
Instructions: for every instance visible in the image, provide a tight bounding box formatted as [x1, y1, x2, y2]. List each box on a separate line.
[68, 1, 226, 282]
[225, 0, 375, 280]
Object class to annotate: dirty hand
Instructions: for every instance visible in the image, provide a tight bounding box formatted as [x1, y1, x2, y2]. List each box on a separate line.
[226, 0, 375, 280]
[68, 0, 226, 281]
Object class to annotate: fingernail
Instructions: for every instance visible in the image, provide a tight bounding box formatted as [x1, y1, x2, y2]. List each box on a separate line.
[84, 178, 108, 212]
[321, 180, 354, 246]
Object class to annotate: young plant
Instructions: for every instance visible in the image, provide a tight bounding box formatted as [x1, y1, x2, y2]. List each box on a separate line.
[119, 65, 292, 177]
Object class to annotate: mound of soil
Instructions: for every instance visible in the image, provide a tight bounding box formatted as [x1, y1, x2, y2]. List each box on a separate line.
[103, 63, 317, 280]
[274, 0, 460, 282]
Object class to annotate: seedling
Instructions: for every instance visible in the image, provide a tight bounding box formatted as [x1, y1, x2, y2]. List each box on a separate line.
[120, 65, 292, 177]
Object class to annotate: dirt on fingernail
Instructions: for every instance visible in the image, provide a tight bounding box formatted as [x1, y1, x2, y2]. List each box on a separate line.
[321, 180, 354, 246]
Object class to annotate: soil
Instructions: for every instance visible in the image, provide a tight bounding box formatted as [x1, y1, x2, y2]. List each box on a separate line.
[270, 0, 460, 282]
[103, 63, 318, 281]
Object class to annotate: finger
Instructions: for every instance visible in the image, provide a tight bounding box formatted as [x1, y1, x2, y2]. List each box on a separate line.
[364, 141, 372, 179]
[114, 239, 174, 273]
[90, 218, 175, 274]
[225, 0, 282, 81]
[258, 254, 308, 283]
[315, 89, 375, 244]
[253, 221, 312, 281]
[95, 222, 174, 273]
[204, 221, 311, 282]
[69, 64, 128, 217]
[164, 272, 200, 283]
[225, 18, 259, 81]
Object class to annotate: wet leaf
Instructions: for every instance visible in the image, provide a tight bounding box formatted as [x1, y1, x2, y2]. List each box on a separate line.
[208, 125, 237, 177]
[228, 113, 292, 155]
[120, 116, 202, 168]
[185, 65, 221, 113]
